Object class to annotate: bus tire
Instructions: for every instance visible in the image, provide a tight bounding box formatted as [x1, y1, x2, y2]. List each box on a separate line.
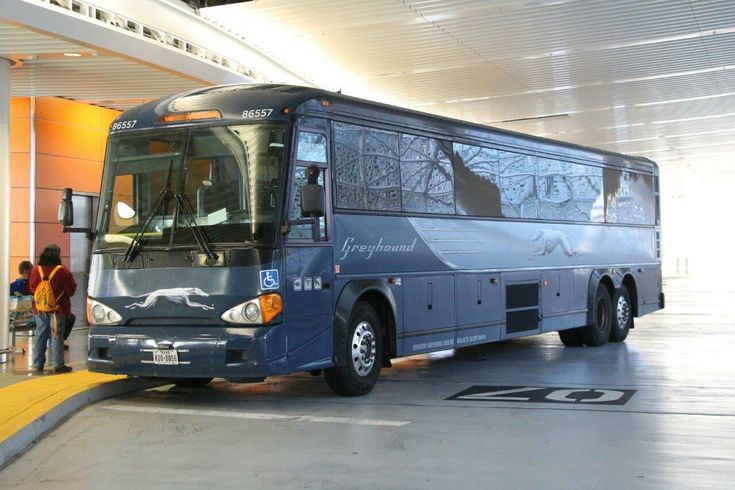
[324, 301, 382, 396]
[558, 328, 583, 346]
[173, 377, 213, 388]
[610, 285, 633, 342]
[580, 284, 612, 347]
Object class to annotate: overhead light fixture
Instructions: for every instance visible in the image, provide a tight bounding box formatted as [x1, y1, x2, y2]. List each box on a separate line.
[63, 52, 82, 57]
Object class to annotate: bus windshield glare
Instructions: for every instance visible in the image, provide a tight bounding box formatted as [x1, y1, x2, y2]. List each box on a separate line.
[94, 124, 286, 251]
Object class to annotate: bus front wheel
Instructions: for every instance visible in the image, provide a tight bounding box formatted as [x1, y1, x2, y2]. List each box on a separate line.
[324, 301, 382, 396]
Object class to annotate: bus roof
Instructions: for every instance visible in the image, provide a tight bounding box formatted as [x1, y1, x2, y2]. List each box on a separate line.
[111, 83, 657, 173]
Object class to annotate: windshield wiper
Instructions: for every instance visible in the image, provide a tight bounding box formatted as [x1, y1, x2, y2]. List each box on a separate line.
[123, 189, 171, 264]
[173, 192, 219, 263]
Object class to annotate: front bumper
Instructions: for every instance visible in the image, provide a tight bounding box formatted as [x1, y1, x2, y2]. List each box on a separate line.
[88, 324, 289, 378]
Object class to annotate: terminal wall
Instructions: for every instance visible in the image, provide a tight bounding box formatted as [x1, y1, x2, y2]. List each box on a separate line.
[9, 98, 30, 279]
[8, 97, 120, 280]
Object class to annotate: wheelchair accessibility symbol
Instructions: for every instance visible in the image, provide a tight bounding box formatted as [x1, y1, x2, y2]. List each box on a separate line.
[260, 269, 279, 290]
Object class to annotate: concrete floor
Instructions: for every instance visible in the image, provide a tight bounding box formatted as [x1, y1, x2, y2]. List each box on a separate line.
[1, 276, 734, 489]
[0, 328, 90, 388]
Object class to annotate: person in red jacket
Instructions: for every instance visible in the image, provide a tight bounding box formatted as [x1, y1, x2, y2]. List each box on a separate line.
[29, 245, 77, 373]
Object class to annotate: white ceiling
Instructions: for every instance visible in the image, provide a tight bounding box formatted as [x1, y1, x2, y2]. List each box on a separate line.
[2, 0, 733, 272]
[0, 22, 204, 111]
[202, 0, 735, 177]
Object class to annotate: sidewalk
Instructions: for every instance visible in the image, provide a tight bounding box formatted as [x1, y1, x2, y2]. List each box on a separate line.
[0, 327, 90, 388]
[0, 327, 163, 467]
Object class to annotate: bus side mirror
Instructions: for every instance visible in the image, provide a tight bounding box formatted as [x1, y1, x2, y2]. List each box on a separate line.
[300, 183, 324, 218]
[59, 188, 74, 227]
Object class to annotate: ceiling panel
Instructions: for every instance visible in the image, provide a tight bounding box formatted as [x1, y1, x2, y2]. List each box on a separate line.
[0, 23, 82, 54]
[1, 22, 204, 111]
[202, 0, 735, 186]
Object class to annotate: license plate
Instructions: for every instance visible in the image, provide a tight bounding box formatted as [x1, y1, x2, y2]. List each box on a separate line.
[152, 349, 179, 365]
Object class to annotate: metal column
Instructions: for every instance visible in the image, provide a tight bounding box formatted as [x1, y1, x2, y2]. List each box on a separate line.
[1, 59, 11, 358]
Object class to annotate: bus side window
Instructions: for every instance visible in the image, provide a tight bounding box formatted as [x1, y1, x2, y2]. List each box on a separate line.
[296, 132, 327, 163]
[289, 166, 326, 240]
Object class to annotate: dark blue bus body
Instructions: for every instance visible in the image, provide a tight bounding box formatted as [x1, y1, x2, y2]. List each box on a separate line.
[84, 84, 663, 395]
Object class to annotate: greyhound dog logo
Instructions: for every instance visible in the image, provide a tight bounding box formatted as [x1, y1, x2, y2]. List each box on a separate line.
[528, 229, 580, 260]
[125, 287, 214, 311]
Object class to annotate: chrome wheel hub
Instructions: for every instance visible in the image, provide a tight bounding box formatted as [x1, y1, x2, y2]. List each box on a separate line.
[617, 296, 631, 328]
[351, 321, 376, 377]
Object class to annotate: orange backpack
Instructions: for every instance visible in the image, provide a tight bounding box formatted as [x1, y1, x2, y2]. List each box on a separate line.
[34, 265, 64, 313]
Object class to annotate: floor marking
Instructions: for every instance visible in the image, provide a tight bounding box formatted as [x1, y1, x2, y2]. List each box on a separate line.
[446, 385, 636, 405]
[103, 404, 410, 427]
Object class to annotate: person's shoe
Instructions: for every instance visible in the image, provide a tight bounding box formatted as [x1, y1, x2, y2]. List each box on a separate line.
[33, 365, 44, 373]
[53, 365, 72, 374]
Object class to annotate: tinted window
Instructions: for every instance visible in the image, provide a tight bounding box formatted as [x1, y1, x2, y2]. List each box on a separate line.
[400, 135, 454, 214]
[288, 166, 326, 239]
[454, 144, 501, 217]
[333, 122, 401, 211]
[499, 150, 538, 219]
[296, 132, 327, 163]
[537, 158, 604, 222]
[603, 169, 655, 225]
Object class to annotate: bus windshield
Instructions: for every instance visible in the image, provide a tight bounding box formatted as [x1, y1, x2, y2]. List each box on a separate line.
[94, 124, 286, 251]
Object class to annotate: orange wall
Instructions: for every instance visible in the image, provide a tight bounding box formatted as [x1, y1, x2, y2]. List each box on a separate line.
[8, 97, 120, 280]
[9, 98, 31, 281]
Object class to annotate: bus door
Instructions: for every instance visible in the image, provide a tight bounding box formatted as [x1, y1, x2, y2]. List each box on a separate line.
[283, 129, 334, 370]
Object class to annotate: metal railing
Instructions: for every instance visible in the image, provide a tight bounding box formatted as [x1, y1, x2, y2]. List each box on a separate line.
[46, 0, 262, 80]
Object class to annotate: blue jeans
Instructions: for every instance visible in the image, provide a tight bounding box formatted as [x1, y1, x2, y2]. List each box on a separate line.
[33, 312, 65, 369]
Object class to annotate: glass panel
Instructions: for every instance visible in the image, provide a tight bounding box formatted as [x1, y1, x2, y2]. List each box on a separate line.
[296, 132, 327, 163]
[364, 127, 401, 211]
[537, 159, 604, 222]
[603, 169, 655, 224]
[602, 167, 622, 223]
[176, 125, 283, 244]
[111, 174, 135, 227]
[95, 125, 285, 251]
[333, 122, 401, 211]
[454, 143, 502, 217]
[96, 131, 184, 249]
[333, 123, 365, 209]
[499, 150, 538, 219]
[288, 166, 326, 240]
[400, 135, 454, 214]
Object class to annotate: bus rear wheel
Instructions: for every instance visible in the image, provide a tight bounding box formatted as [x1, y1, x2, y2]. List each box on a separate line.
[579, 284, 612, 347]
[324, 301, 382, 396]
[610, 285, 633, 342]
[558, 328, 584, 346]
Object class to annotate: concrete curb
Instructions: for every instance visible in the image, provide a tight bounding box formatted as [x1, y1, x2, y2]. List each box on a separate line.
[0, 378, 166, 468]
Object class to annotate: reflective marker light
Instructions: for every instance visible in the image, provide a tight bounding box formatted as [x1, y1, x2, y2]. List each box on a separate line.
[159, 110, 222, 123]
[259, 293, 282, 324]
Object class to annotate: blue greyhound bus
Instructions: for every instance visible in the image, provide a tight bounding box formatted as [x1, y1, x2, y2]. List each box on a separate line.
[60, 84, 664, 396]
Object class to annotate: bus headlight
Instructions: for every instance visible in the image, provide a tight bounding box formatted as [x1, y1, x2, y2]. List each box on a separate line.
[244, 303, 260, 322]
[86, 298, 122, 325]
[222, 293, 282, 325]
